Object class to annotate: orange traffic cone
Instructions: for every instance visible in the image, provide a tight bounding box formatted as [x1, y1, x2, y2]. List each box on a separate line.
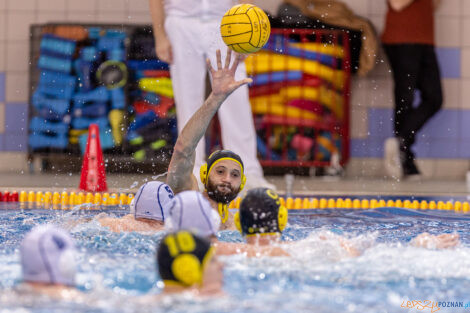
[79, 124, 108, 192]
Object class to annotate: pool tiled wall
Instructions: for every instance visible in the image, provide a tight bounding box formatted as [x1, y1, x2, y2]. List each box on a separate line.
[0, 0, 469, 178]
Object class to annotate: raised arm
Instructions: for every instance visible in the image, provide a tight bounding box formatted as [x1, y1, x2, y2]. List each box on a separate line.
[166, 49, 252, 193]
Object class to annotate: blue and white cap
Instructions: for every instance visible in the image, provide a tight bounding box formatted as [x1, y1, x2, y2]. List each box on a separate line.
[165, 191, 221, 237]
[130, 181, 175, 221]
[21, 225, 77, 286]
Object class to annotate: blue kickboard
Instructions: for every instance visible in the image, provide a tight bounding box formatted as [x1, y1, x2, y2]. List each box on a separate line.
[40, 34, 76, 56]
[110, 88, 125, 109]
[264, 35, 338, 66]
[127, 111, 158, 134]
[257, 136, 281, 161]
[73, 102, 108, 118]
[30, 117, 69, 134]
[37, 71, 76, 99]
[142, 92, 160, 105]
[251, 71, 303, 86]
[29, 133, 68, 149]
[127, 60, 169, 71]
[74, 87, 109, 105]
[98, 35, 125, 52]
[107, 49, 125, 61]
[32, 91, 70, 116]
[72, 116, 109, 130]
[38, 55, 73, 73]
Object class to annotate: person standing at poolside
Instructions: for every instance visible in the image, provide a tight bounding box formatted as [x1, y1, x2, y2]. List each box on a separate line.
[148, 0, 274, 191]
[382, 0, 443, 179]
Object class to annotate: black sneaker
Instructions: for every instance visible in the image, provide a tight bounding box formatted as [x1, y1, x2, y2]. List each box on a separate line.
[403, 158, 421, 177]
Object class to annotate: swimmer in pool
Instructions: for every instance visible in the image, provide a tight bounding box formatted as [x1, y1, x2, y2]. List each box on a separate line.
[164, 190, 254, 255]
[166, 48, 252, 230]
[157, 230, 223, 296]
[165, 190, 221, 237]
[98, 181, 174, 232]
[232, 188, 460, 257]
[19, 225, 83, 300]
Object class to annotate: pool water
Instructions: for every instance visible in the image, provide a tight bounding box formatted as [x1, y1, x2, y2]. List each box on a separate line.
[1, 203, 470, 313]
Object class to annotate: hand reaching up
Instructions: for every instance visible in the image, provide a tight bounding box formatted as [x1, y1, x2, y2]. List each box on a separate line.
[207, 48, 252, 98]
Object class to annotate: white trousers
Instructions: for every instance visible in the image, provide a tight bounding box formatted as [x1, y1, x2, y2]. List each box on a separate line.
[165, 16, 263, 176]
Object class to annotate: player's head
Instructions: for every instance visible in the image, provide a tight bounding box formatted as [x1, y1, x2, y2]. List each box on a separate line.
[130, 181, 175, 221]
[21, 225, 77, 286]
[165, 191, 221, 237]
[157, 230, 222, 289]
[235, 188, 288, 237]
[199, 150, 245, 204]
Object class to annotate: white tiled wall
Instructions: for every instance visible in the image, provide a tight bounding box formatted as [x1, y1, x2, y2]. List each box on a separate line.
[0, 0, 468, 178]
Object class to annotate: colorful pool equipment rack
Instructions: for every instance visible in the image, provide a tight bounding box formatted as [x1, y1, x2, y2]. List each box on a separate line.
[2, 191, 469, 213]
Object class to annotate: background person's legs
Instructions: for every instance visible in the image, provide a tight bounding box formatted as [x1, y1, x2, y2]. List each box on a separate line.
[383, 44, 422, 177]
[400, 45, 443, 147]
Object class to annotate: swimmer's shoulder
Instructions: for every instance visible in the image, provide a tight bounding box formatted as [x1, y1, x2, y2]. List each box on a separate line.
[214, 242, 247, 255]
[245, 245, 290, 258]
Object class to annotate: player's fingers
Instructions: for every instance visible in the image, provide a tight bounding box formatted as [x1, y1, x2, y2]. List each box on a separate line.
[230, 53, 242, 73]
[206, 58, 214, 74]
[216, 49, 222, 70]
[234, 78, 252, 88]
[224, 47, 232, 69]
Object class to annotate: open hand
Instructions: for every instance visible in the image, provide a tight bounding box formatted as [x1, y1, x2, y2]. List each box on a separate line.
[207, 48, 252, 98]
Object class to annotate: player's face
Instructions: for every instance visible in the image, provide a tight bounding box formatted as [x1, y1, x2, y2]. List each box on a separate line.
[206, 159, 242, 204]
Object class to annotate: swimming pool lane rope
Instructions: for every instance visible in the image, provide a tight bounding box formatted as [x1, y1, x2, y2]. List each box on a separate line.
[0, 191, 469, 213]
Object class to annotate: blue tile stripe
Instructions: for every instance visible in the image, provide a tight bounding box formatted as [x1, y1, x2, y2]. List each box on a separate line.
[3, 102, 28, 152]
[351, 107, 470, 159]
[435, 47, 461, 79]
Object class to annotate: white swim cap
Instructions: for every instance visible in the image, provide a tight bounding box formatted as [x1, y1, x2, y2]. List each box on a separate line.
[165, 191, 220, 237]
[131, 181, 175, 221]
[21, 225, 77, 286]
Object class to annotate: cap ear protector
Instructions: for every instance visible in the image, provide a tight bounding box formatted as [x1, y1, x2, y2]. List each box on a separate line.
[234, 206, 287, 234]
[278, 205, 288, 232]
[158, 231, 213, 287]
[235, 188, 288, 235]
[199, 150, 246, 191]
[234, 210, 241, 232]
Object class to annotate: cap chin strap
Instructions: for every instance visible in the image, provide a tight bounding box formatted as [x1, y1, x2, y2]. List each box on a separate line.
[218, 203, 229, 224]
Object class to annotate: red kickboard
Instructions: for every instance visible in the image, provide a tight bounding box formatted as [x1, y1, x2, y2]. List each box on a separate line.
[142, 70, 171, 78]
[249, 76, 322, 98]
[133, 98, 174, 118]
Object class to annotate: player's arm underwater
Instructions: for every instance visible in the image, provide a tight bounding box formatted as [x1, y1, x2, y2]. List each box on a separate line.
[166, 49, 252, 193]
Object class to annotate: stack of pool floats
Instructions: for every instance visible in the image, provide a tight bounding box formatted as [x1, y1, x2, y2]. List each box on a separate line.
[28, 25, 178, 162]
[29, 28, 127, 153]
[2, 190, 470, 213]
[245, 33, 346, 163]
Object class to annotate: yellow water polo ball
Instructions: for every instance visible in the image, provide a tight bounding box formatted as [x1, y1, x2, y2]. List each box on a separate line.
[220, 4, 271, 54]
